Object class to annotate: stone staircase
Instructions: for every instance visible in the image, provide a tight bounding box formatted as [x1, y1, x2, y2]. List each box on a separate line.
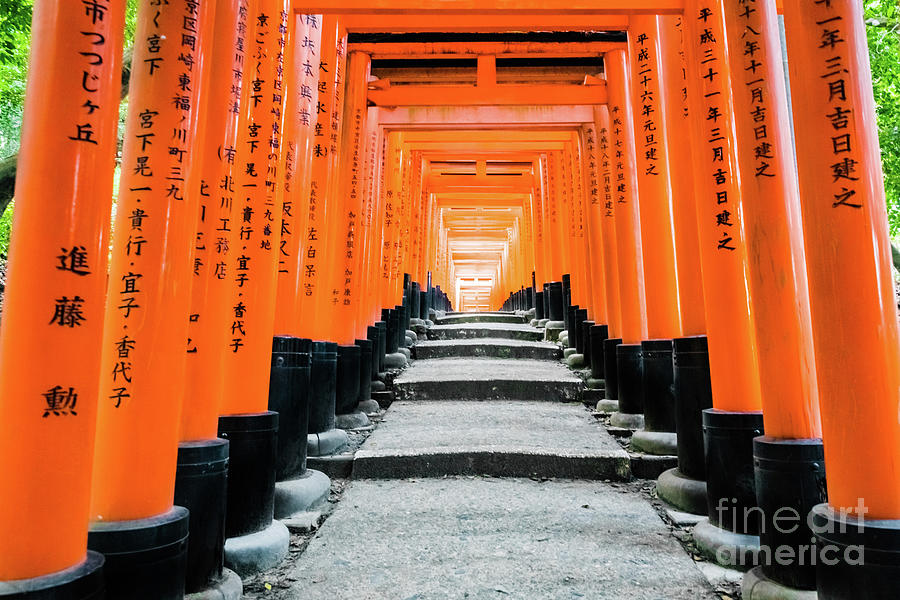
[259, 313, 720, 599]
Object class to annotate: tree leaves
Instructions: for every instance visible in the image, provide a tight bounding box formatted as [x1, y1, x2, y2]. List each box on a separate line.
[865, 0, 900, 235]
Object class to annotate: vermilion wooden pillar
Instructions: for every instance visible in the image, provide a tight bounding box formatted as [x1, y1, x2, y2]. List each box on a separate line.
[653, 14, 714, 519]
[627, 15, 684, 454]
[582, 123, 609, 328]
[182, 0, 247, 442]
[0, 0, 125, 586]
[176, 1, 249, 593]
[627, 16, 682, 342]
[604, 49, 647, 347]
[274, 14, 323, 337]
[219, 0, 290, 416]
[785, 0, 900, 593]
[605, 48, 649, 430]
[660, 16, 706, 337]
[544, 153, 566, 285]
[683, 0, 763, 414]
[593, 106, 622, 339]
[215, 0, 295, 578]
[394, 148, 415, 305]
[322, 50, 370, 345]
[683, 0, 765, 554]
[531, 160, 549, 288]
[721, 0, 820, 438]
[356, 107, 384, 330]
[565, 143, 592, 315]
[295, 17, 346, 342]
[89, 0, 214, 595]
[379, 132, 404, 311]
[406, 152, 426, 289]
[719, 0, 824, 590]
[91, 0, 212, 522]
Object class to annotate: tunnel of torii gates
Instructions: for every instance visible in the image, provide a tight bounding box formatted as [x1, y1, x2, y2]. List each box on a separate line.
[0, 0, 898, 598]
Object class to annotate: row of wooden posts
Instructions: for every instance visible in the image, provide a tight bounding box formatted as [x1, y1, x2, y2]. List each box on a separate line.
[489, 2, 897, 599]
[0, 0, 898, 599]
[0, 1, 461, 598]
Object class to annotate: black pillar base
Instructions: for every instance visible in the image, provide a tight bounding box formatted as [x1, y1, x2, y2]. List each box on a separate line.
[419, 290, 428, 322]
[812, 504, 900, 599]
[541, 284, 550, 320]
[703, 409, 764, 535]
[615, 343, 643, 415]
[573, 309, 588, 353]
[335, 344, 361, 416]
[87, 507, 189, 600]
[580, 320, 594, 365]
[754, 436, 826, 590]
[565, 305, 578, 348]
[0, 552, 104, 599]
[603, 337, 622, 400]
[534, 291, 545, 321]
[269, 336, 311, 480]
[673, 335, 713, 481]
[174, 439, 229, 595]
[547, 282, 564, 322]
[308, 342, 337, 435]
[218, 412, 278, 539]
[589, 324, 609, 380]
[410, 282, 420, 320]
[373, 322, 387, 374]
[640, 339, 676, 433]
[356, 338, 373, 405]
[386, 309, 401, 354]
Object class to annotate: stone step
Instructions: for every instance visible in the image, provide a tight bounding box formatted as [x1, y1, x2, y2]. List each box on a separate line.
[413, 338, 562, 361]
[279, 477, 717, 599]
[353, 400, 631, 481]
[392, 358, 583, 402]
[427, 322, 544, 342]
[434, 311, 526, 325]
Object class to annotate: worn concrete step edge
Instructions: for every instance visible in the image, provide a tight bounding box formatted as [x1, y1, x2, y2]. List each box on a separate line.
[413, 342, 562, 361]
[352, 449, 632, 481]
[426, 328, 543, 341]
[433, 314, 527, 325]
[392, 380, 582, 402]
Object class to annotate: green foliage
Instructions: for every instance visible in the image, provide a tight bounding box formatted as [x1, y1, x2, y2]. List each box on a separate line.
[0, 0, 32, 159]
[0, 0, 138, 160]
[865, 0, 900, 236]
[0, 199, 13, 259]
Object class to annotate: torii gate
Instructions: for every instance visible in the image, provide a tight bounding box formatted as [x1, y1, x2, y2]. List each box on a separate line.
[0, 1, 896, 599]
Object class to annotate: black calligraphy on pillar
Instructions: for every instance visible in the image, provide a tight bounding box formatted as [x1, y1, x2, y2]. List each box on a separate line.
[43, 385, 79, 417]
[635, 29, 660, 177]
[610, 106, 628, 206]
[809, 1, 861, 209]
[736, 0, 777, 181]
[47, 2, 110, 399]
[598, 123, 613, 217]
[69, 1, 110, 145]
[696, 4, 737, 251]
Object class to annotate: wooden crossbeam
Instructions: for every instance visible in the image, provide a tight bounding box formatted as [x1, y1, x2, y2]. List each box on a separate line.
[296, 0, 686, 15]
[342, 15, 629, 33]
[376, 105, 594, 126]
[427, 173, 535, 194]
[352, 41, 622, 60]
[369, 81, 606, 106]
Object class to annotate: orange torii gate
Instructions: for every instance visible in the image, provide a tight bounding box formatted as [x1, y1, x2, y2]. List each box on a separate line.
[0, 1, 896, 599]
